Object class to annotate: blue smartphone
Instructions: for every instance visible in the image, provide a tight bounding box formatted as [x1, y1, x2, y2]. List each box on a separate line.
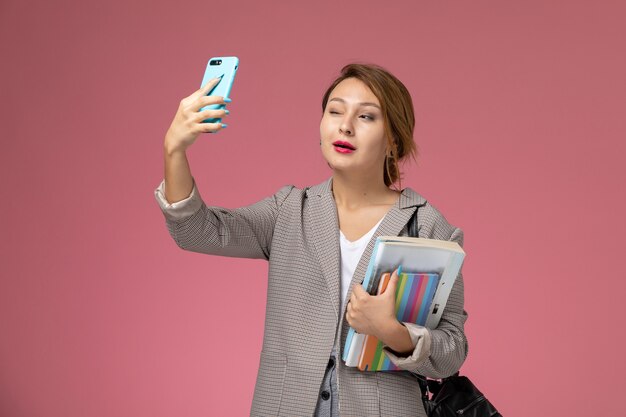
[199, 56, 239, 124]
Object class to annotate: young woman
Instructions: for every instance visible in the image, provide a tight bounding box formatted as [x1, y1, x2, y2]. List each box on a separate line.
[155, 63, 468, 417]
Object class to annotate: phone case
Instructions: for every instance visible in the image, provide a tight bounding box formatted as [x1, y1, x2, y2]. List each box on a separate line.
[199, 56, 239, 124]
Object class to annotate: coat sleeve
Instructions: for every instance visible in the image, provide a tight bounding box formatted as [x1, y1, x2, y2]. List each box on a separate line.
[154, 178, 295, 260]
[382, 227, 468, 378]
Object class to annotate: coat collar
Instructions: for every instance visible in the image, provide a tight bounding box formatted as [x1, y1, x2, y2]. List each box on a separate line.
[305, 177, 427, 328]
[305, 177, 427, 209]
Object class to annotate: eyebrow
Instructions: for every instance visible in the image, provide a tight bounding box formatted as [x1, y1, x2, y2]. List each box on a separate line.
[328, 97, 381, 110]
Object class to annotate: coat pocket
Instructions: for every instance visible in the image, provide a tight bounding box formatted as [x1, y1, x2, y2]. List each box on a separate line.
[376, 370, 427, 417]
[250, 351, 287, 417]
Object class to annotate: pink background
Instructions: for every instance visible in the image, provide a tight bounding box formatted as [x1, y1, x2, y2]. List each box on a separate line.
[1, 0, 625, 416]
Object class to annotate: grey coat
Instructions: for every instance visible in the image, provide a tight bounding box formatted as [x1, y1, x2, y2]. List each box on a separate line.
[154, 177, 468, 417]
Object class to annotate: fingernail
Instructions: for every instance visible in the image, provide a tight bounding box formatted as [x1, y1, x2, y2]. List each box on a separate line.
[397, 265, 403, 276]
[221, 123, 228, 128]
[225, 109, 230, 115]
[223, 97, 232, 103]
[214, 74, 224, 81]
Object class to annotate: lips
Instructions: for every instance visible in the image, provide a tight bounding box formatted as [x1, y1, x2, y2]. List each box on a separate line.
[332, 140, 356, 151]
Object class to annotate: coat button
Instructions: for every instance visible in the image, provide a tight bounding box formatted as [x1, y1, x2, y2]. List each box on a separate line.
[321, 390, 330, 401]
[327, 357, 335, 369]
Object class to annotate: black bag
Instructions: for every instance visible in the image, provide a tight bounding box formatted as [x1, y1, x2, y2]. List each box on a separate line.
[407, 209, 502, 417]
[416, 373, 502, 417]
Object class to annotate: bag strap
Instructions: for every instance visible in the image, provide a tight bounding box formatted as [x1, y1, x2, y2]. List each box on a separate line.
[407, 206, 419, 238]
[407, 207, 456, 394]
[406, 207, 430, 397]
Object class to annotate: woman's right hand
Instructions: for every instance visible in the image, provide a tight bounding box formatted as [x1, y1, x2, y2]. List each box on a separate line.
[164, 76, 230, 154]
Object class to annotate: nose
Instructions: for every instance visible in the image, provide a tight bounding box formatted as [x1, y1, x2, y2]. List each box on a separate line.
[339, 112, 354, 136]
[339, 115, 353, 136]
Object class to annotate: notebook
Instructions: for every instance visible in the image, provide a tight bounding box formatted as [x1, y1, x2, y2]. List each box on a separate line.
[358, 271, 440, 371]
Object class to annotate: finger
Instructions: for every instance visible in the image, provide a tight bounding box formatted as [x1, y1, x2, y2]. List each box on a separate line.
[392, 265, 402, 279]
[384, 268, 401, 296]
[195, 120, 225, 134]
[191, 95, 230, 112]
[353, 284, 366, 297]
[194, 75, 224, 98]
[389, 267, 401, 285]
[184, 77, 221, 105]
[193, 108, 229, 123]
[389, 271, 398, 284]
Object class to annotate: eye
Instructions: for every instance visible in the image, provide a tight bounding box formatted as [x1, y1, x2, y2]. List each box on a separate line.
[329, 110, 341, 115]
[360, 114, 375, 121]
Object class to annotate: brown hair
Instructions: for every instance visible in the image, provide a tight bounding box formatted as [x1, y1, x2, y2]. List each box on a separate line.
[321, 63, 417, 188]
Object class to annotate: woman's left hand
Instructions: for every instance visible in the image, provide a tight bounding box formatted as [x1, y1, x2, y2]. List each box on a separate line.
[346, 268, 400, 340]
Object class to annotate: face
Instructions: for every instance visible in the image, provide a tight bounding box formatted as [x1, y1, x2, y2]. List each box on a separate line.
[320, 77, 388, 178]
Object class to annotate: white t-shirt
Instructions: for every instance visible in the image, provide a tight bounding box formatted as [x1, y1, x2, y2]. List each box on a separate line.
[339, 217, 384, 313]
